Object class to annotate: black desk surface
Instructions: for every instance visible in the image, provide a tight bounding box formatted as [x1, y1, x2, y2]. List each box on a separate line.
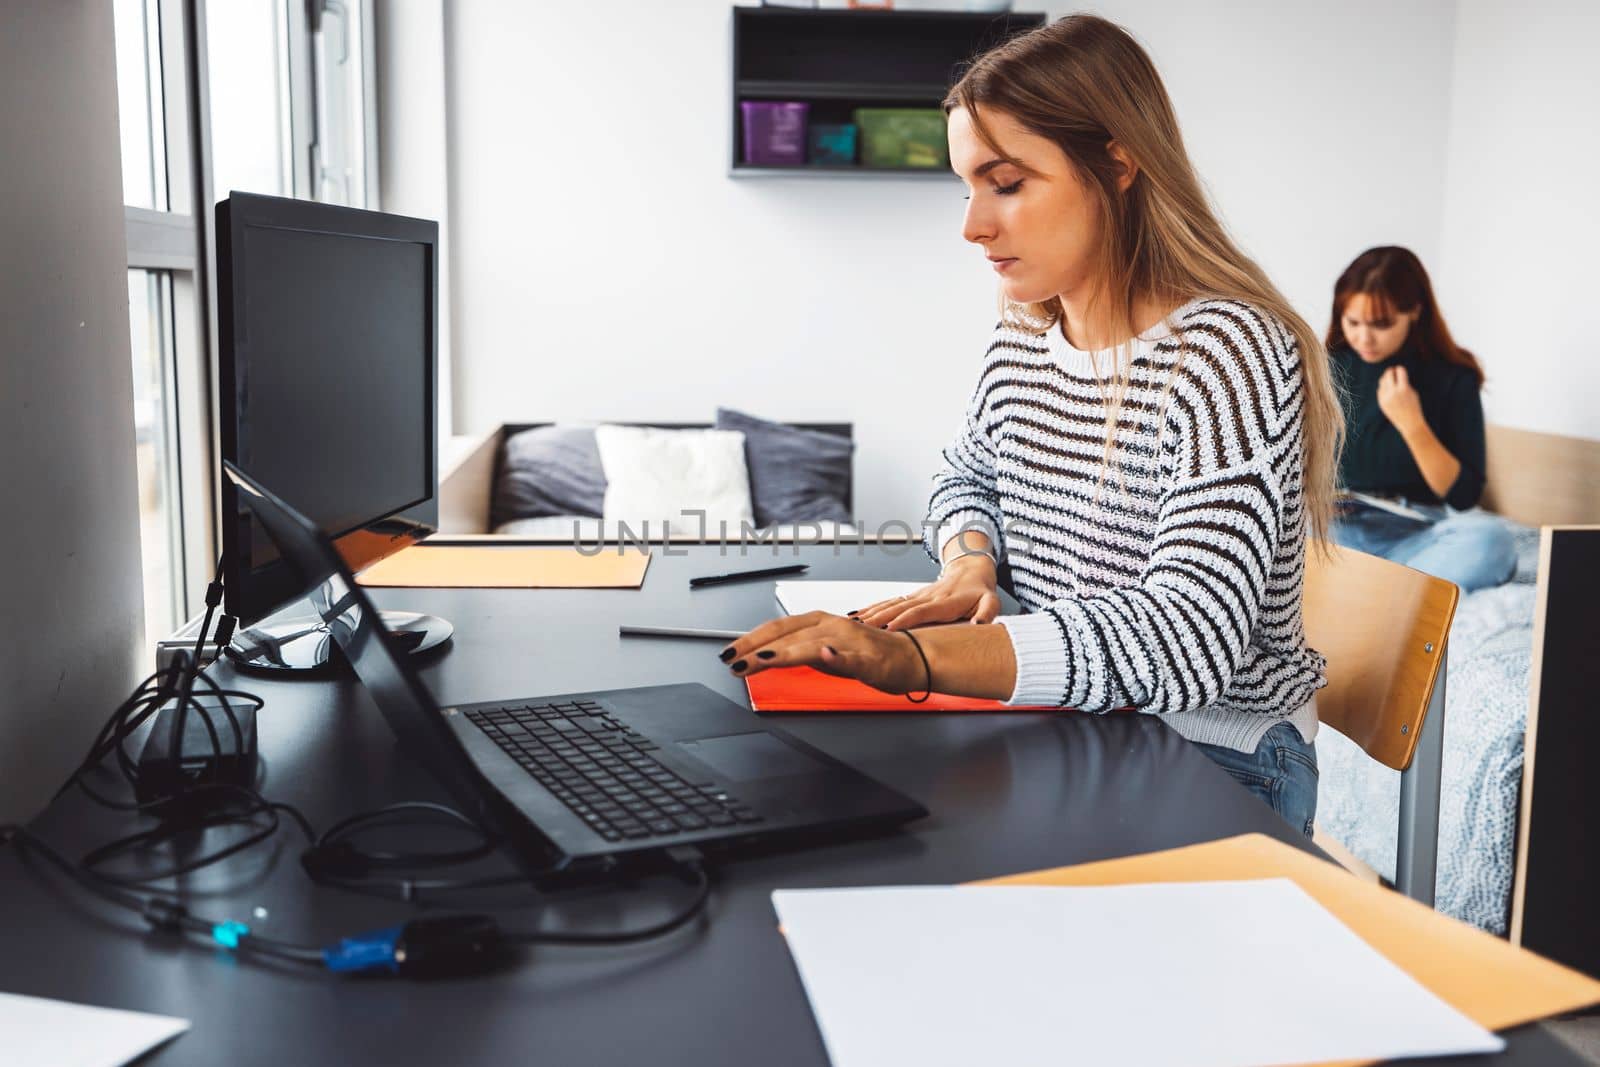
[0, 543, 1576, 1065]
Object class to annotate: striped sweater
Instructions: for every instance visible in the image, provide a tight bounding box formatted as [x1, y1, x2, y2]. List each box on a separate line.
[924, 298, 1325, 753]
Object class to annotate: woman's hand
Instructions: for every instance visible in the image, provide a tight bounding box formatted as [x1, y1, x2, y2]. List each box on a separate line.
[720, 611, 928, 695]
[852, 555, 1000, 630]
[1376, 365, 1425, 434]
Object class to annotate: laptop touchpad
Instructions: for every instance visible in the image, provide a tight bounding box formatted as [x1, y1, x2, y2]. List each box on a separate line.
[678, 732, 818, 782]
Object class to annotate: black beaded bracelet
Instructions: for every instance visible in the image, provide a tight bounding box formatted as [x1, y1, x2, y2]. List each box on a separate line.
[900, 630, 932, 704]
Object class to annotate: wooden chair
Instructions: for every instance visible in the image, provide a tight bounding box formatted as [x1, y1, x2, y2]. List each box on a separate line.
[1302, 542, 1460, 905]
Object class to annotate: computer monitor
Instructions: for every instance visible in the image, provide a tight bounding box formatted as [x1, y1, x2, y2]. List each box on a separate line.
[216, 192, 451, 671]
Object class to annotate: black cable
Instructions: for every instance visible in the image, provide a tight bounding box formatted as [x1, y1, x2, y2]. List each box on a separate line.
[7, 825, 325, 965]
[12, 821, 711, 976]
[43, 568, 318, 890]
[315, 801, 498, 867]
[7, 555, 717, 976]
[500, 862, 712, 946]
[299, 800, 515, 903]
[171, 554, 227, 773]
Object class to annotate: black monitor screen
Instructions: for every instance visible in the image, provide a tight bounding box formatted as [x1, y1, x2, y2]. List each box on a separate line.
[237, 225, 429, 553]
[218, 193, 438, 625]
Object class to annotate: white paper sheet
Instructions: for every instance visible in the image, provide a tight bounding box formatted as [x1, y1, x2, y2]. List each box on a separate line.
[774, 580, 929, 618]
[771, 879, 1504, 1067]
[0, 992, 189, 1067]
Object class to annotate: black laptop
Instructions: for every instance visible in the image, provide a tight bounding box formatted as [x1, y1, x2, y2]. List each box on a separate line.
[223, 461, 926, 877]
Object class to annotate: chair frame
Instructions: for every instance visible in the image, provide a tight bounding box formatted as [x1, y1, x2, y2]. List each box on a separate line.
[1396, 645, 1446, 904]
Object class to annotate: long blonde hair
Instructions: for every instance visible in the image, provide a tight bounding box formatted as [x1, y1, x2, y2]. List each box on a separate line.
[945, 14, 1343, 547]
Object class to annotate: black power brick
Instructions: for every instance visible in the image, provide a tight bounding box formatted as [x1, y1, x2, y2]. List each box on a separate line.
[133, 693, 260, 805]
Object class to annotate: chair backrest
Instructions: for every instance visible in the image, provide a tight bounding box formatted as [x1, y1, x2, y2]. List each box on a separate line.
[1302, 542, 1459, 771]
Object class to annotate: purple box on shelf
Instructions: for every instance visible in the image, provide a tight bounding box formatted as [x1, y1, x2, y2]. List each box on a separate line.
[741, 101, 809, 166]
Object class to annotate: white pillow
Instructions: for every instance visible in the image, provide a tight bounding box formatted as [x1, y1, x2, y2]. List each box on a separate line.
[593, 425, 754, 533]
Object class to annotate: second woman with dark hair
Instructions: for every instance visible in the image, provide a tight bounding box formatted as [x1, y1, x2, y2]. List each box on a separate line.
[1327, 246, 1515, 591]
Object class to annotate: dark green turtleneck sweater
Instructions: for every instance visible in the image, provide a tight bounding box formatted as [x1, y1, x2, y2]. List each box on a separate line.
[1332, 342, 1486, 510]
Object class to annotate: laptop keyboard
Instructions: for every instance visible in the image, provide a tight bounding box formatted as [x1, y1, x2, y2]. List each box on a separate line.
[465, 701, 764, 843]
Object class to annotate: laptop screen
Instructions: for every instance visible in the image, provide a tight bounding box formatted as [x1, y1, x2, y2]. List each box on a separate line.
[223, 461, 489, 822]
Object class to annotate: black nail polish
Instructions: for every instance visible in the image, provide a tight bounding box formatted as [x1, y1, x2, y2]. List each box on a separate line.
[825, 646, 837, 655]
[880, 624, 889, 629]
[846, 610, 858, 617]
[731, 660, 747, 672]
[755, 650, 775, 660]
[718, 647, 736, 662]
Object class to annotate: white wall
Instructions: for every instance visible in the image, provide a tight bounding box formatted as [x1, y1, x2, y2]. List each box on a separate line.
[1435, 0, 1600, 440]
[377, 0, 454, 443]
[1083, 1, 1456, 328]
[443, 1, 1459, 526]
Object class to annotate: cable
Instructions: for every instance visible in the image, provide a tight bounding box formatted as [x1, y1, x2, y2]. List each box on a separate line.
[8, 825, 325, 966]
[170, 555, 227, 774]
[299, 800, 514, 903]
[500, 861, 712, 946]
[5, 559, 717, 978]
[12, 822, 711, 977]
[41, 559, 316, 893]
[320, 855, 712, 976]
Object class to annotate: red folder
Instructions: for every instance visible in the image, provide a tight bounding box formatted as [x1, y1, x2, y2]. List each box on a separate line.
[745, 665, 1061, 713]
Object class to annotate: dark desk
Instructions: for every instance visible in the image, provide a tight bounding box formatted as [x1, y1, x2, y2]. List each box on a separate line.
[0, 543, 1576, 1065]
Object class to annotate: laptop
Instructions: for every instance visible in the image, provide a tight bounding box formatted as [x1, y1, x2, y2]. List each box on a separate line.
[223, 461, 926, 878]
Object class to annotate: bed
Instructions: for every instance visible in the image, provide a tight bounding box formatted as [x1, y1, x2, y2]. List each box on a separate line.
[1316, 425, 1600, 934]
[1315, 517, 1541, 932]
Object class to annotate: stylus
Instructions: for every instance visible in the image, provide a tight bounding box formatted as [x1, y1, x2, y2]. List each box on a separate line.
[687, 564, 809, 588]
[619, 626, 746, 640]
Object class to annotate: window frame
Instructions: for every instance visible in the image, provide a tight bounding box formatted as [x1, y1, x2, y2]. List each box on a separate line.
[122, 0, 215, 621]
[120, 0, 381, 631]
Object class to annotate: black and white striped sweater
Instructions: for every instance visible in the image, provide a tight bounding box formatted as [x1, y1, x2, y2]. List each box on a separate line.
[924, 298, 1325, 753]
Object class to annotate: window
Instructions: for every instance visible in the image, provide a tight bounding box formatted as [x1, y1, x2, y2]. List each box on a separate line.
[206, 0, 290, 200]
[127, 269, 183, 638]
[113, 0, 168, 211]
[206, 0, 377, 206]
[115, 0, 188, 646]
[112, 0, 379, 648]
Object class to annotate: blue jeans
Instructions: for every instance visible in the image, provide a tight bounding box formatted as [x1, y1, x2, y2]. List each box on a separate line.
[1194, 723, 1318, 837]
[1331, 501, 1516, 592]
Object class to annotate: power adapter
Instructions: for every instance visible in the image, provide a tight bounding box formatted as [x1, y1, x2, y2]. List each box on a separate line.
[134, 693, 260, 805]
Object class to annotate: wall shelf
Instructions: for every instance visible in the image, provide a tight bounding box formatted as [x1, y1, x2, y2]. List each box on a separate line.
[737, 79, 952, 103]
[729, 163, 957, 180]
[731, 7, 1046, 177]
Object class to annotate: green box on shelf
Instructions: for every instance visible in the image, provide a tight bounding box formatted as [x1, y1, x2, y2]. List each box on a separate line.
[852, 108, 949, 169]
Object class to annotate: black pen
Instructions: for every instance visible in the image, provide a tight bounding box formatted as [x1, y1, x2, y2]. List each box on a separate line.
[688, 563, 809, 588]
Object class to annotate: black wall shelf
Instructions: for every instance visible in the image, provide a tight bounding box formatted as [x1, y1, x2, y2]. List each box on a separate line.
[730, 7, 1046, 178]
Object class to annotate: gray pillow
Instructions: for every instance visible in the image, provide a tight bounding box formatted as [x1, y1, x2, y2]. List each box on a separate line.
[714, 407, 852, 527]
[493, 425, 607, 528]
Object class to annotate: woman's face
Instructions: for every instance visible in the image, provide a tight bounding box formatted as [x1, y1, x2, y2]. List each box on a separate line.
[1341, 292, 1419, 363]
[948, 106, 1103, 307]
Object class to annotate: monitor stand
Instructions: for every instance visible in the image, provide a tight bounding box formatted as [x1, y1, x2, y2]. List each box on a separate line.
[225, 610, 453, 673]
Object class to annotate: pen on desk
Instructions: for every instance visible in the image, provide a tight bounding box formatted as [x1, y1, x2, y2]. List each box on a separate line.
[619, 625, 747, 640]
[688, 563, 808, 588]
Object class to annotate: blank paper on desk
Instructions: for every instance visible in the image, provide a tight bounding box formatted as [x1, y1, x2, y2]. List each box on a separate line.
[771, 880, 1503, 1067]
[355, 545, 649, 588]
[0, 992, 188, 1067]
[775, 581, 927, 617]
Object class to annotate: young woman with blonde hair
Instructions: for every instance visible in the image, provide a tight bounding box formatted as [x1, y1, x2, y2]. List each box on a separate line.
[720, 14, 1339, 835]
